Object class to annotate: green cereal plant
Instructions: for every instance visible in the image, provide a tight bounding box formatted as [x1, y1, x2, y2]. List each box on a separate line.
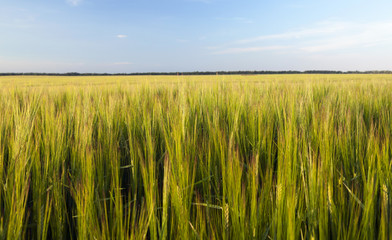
[0, 74, 391, 239]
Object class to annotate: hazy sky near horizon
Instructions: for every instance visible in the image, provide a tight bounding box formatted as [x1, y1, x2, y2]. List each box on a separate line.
[1, 0, 392, 73]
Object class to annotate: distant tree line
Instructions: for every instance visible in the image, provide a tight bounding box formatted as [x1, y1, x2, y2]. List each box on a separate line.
[1, 70, 392, 76]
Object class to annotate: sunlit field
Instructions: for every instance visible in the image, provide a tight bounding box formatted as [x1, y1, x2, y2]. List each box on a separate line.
[0, 74, 391, 239]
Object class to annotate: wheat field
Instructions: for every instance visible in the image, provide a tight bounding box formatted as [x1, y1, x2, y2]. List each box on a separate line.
[0, 74, 391, 239]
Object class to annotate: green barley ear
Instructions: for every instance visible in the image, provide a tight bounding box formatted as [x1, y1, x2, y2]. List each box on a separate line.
[224, 203, 229, 232]
[327, 183, 335, 215]
[276, 183, 282, 204]
[161, 154, 170, 240]
[382, 184, 388, 206]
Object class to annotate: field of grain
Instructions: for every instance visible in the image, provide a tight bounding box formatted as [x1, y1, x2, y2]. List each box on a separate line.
[0, 74, 391, 239]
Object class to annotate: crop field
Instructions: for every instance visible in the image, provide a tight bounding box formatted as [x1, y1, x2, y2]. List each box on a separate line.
[0, 74, 391, 239]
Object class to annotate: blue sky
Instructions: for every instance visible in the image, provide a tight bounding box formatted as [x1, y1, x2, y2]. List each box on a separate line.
[1, 0, 392, 73]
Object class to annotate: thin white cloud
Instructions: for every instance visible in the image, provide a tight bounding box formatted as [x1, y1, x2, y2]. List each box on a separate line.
[0, 59, 87, 72]
[66, 0, 82, 6]
[117, 34, 127, 38]
[0, 7, 37, 28]
[235, 21, 351, 44]
[300, 21, 392, 52]
[112, 62, 133, 65]
[209, 20, 392, 54]
[213, 46, 288, 55]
